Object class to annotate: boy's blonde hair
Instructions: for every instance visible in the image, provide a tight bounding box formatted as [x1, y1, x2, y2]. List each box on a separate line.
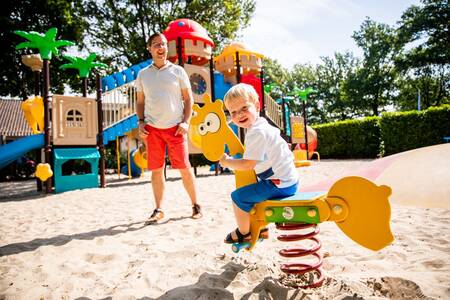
[223, 83, 260, 111]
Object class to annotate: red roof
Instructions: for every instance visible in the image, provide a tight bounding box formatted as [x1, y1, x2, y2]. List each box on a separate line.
[163, 19, 214, 47]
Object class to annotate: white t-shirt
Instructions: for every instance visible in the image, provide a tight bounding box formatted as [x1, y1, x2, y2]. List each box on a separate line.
[243, 117, 299, 188]
[135, 62, 191, 129]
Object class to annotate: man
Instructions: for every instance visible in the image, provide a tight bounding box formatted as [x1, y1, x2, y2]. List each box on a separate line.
[136, 33, 202, 224]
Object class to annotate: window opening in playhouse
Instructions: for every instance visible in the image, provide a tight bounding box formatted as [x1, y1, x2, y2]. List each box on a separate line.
[62, 159, 92, 176]
[66, 110, 83, 128]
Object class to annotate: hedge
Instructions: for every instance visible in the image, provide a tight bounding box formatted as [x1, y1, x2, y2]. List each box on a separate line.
[313, 105, 450, 158]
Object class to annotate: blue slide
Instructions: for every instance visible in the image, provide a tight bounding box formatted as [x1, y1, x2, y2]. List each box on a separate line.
[0, 134, 44, 170]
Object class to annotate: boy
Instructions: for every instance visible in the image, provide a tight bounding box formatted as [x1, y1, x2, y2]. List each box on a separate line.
[220, 83, 299, 243]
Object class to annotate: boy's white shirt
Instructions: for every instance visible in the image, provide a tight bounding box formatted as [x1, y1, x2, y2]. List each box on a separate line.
[243, 117, 299, 188]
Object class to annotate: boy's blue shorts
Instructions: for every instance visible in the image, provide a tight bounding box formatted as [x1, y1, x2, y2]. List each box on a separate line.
[231, 180, 299, 212]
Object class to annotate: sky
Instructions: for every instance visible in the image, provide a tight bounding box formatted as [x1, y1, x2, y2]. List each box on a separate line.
[239, 0, 421, 69]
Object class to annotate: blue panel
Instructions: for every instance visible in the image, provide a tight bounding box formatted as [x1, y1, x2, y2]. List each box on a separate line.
[129, 114, 139, 129]
[102, 75, 116, 92]
[122, 118, 131, 132]
[0, 134, 44, 170]
[108, 128, 116, 142]
[113, 72, 125, 86]
[123, 68, 134, 83]
[103, 131, 109, 145]
[115, 123, 124, 136]
[130, 65, 142, 75]
[214, 72, 232, 101]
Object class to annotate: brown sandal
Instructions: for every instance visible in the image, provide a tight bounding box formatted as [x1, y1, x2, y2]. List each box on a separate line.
[145, 209, 164, 224]
[192, 203, 202, 219]
[224, 227, 269, 244]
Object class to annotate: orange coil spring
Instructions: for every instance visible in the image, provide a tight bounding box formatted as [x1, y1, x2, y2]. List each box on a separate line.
[276, 222, 325, 288]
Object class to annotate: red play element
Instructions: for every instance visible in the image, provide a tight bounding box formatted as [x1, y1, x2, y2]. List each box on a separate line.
[163, 18, 215, 65]
[299, 139, 317, 152]
[241, 74, 263, 110]
[276, 223, 325, 288]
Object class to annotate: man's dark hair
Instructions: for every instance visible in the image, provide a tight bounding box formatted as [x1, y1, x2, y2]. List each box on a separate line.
[147, 33, 164, 47]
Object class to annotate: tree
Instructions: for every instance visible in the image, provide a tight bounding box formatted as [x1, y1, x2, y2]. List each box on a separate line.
[316, 51, 360, 122]
[396, 0, 449, 69]
[261, 57, 289, 96]
[82, 0, 256, 67]
[394, 0, 449, 110]
[1, 0, 87, 98]
[285, 63, 322, 123]
[394, 65, 449, 110]
[349, 18, 398, 116]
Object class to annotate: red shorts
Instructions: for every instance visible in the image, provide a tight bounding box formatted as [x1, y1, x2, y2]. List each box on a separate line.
[144, 124, 191, 170]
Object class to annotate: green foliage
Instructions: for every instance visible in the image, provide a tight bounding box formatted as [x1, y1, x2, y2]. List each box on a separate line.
[394, 66, 450, 110]
[314, 117, 381, 158]
[396, 0, 449, 69]
[315, 52, 360, 123]
[380, 105, 450, 155]
[394, 0, 449, 111]
[313, 105, 450, 158]
[349, 18, 398, 116]
[2, 0, 87, 97]
[104, 143, 127, 170]
[262, 57, 290, 94]
[284, 63, 321, 122]
[83, 0, 256, 67]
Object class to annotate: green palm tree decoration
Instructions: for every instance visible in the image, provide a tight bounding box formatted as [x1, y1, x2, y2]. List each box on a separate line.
[14, 27, 74, 60]
[289, 87, 316, 102]
[264, 83, 280, 94]
[288, 86, 316, 155]
[60, 53, 108, 78]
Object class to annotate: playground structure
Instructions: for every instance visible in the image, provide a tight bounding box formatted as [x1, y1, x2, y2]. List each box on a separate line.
[99, 19, 317, 172]
[0, 27, 108, 193]
[1, 18, 318, 192]
[190, 94, 394, 288]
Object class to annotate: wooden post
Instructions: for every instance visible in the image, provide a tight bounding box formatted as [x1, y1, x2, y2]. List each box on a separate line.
[209, 57, 215, 101]
[33, 70, 43, 191]
[281, 97, 287, 134]
[259, 67, 265, 118]
[96, 74, 106, 187]
[42, 60, 52, 193]
[177, 37, 183, 67]
[235, 51, 245, 144]
[235, 51, 241, 83]
[82, 77, 88, 97]
[302, 101, 309, 157]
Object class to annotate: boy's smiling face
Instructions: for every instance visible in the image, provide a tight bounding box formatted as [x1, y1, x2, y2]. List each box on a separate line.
[226, 97, 259, 129]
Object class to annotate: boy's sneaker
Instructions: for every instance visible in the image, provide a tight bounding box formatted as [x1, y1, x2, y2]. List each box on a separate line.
[145, 209, 164, 224]
[192, 203, 202, 219]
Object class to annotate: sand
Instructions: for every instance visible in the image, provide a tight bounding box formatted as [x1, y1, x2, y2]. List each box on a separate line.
[0, 157, 449, 299]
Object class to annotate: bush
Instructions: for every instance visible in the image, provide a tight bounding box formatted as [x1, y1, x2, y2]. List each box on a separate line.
[380, 105, 450, 156]
[313, 105, 450, 158]
[314, 117, 380, 158]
